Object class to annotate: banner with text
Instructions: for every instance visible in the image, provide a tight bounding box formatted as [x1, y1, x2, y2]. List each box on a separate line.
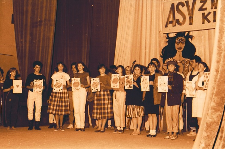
[163, 0, 218, 33]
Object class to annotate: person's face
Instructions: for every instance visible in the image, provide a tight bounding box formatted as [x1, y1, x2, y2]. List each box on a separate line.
[34, 65, 41, 73]
[198, 63, 205, 72]
[58, 64, 64, 72]
[175, 37, 185, 52]
[168, 64, 176, 72]
[190, 59, 198, 68]
[77, 63, 84, 72]
[71, 65, 77, 74]
[99, 67, 105, 75]
[116, 67, 122, 74]
[11, 70, 16, 77]
[125, 68, 131, 75]
[148, 65, 156, 73]
[134, 67, 141, 75]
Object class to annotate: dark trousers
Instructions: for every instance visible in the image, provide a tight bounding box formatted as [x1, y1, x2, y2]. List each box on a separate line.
[6, 93, 19, 127]
[85, 100, 96, 127]
[185, 97, 197, 130]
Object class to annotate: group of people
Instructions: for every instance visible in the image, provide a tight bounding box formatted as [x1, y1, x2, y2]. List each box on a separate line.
[0, 32, 210, 141]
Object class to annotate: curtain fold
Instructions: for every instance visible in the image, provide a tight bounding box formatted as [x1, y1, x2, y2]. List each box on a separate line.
[52, 0, 92, 76]
[13, 0, 57, 85]
[115, 0, 214, 68]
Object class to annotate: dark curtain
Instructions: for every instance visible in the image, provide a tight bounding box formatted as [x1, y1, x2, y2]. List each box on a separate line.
[12, 0, 57, 126]
[13, 0, 57, 85]
[88, 0, 120, 77]
[52, 0, 92, 76]
[52, 0, 120, 77]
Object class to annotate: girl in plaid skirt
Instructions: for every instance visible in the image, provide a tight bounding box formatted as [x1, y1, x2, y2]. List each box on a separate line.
[48, 62, 70, 131]
[93, 64, 113, 132]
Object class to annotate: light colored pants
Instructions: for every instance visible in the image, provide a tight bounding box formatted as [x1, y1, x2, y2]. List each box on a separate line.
[113, 91, 126, 128]
[27, 90, 42, 121]
[68, 91, 74, 124]
[73, 88, 87, 128]
[166, 105, 179, 133]
[49, 114, 56, 123]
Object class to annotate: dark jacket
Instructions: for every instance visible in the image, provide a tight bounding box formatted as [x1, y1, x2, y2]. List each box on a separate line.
[161, 72, 183, 106]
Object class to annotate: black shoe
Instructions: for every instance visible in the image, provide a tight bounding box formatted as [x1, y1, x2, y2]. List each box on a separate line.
[152, 134, 157, 137]
[35, 121, 41, 130]
[28, 120, 33, 130]
[48, 124, 54, 128]
[146, 134, 152, 137]
[81, 128, 85, 131]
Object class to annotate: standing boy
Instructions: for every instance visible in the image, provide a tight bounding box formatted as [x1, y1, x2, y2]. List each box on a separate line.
[161, 58, 183, 140]
[26, 61, 46, 130]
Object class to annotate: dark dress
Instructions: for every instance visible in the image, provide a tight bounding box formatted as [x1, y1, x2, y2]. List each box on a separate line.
[144, 74, 159, 115]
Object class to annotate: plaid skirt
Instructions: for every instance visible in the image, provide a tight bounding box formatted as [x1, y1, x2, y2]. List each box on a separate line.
[47, 89, 70, 115]
[126, 105, 144, 118]
[92, 90, 113, 120]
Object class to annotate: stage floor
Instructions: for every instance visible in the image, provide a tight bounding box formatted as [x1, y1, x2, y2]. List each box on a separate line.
[0, 125, 195, 149]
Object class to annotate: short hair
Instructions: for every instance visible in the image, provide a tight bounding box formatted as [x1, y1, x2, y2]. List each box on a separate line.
[98, 64, 106, 70]
[71, 62, 76, 68]
[33, 61, 43, 68]
[76, 61, 89, 72]
[191, 55, 202, 63]
[133, 64, 143, 73]
[150, 58, 160, 67]
[147, 62, 157, 69]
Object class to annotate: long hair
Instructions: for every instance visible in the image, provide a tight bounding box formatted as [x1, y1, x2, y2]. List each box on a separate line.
[6, 67, 20, 80]
[160, 32, 196, 63]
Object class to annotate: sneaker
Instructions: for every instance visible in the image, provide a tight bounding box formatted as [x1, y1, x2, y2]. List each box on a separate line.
[54, 128, 59, 131]
[187, 130, 196, 136]
[118, 130, 123, 134]
[67, 124, 73, 129]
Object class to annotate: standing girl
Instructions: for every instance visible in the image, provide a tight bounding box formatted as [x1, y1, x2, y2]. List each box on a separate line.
[126, 64, 144, 135]
[192, 62, 209, 130]
[73, 62, 90, 131]
[48, 62, 70, 131]
[143, 62, 162, 137]
[112, 65, 126, 133]
[93, 64, 113, 132]
[3, 68, 20, 130]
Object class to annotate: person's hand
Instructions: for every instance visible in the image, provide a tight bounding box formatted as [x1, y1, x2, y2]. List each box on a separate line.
[149, 81, 154, 85]
[10, 86, 14, 90]
[168, 85, 172, 90]
[30, 82, 34, 86]
[133, 82, 139, 88]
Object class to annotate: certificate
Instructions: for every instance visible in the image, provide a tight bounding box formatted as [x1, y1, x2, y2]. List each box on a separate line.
[72, 78, 80, 91]
[141, 76, 149, 91]
[13, 80, 22, 93]
[125, 75, 133, 89]
[33, 79, 43, 93]
[91, 78, 100, 92]
[53, 79, 63, 92]
[111, 74, 120, 88]
[186, 81, 195, 97]
[158, 76, 168, 92]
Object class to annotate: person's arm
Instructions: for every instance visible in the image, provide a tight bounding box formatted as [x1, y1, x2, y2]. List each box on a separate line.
[83, 75, 90, 88]
[3, 86, 13, 92]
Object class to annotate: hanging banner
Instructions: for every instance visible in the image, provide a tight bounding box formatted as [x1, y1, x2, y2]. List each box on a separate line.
[163, 0, 218, 33]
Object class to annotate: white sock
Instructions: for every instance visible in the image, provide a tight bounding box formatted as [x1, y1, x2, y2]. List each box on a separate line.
[149, 130, 153, 135]
[152, 130, 156, 135]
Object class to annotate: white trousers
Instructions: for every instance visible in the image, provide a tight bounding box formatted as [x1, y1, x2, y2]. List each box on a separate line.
[73, 88, 87, 128]
[113, 91, 126, 128]
[27, 90, 42, 121]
